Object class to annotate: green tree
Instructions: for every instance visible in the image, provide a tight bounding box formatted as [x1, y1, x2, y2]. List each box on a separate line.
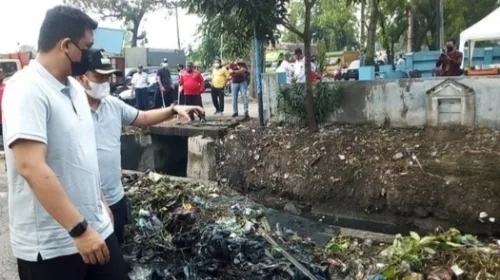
[63, 0, 171, 47]
[313, 0, 358, 51]
[443, 0, 499, 44]
[377, 0, 407, 63]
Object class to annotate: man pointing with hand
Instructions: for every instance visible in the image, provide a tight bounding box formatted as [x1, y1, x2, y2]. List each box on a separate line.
[2, 6, 128, 280]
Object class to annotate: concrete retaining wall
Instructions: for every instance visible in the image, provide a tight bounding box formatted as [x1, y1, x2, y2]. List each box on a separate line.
[330, 76, 500, 128]
[264, 75, 500, 129]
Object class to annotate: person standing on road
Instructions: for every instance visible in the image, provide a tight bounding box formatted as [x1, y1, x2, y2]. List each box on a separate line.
[229, 57, 249, 118]
[211, 58, 230, 115]
[76, 49, 205, 245]
[179, 62, 205, 111]
[155, 58, 172, 108]
[177, 63, 185, 104]
[1, 6, 128, 280]
[130, 64, 149, 110]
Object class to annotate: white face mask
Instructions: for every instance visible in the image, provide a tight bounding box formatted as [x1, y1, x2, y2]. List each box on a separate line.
[162, 63, 168, 68]
[214, 63, 221, 68]
[86, 81, 110, 100]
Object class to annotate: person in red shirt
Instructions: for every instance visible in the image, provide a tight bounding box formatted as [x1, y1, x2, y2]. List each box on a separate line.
[436, 38, 463, 77]
[229, 58, 249, 118]
[179, 62, 205, 109]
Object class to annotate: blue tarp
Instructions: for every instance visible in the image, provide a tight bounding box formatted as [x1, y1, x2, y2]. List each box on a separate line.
[93, 27, 125, 55]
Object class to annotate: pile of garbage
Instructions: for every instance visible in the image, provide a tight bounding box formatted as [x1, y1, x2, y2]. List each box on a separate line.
[122, 172, 500, 280]
[122, 172, 329, 280]
[322, 229, 500, 279]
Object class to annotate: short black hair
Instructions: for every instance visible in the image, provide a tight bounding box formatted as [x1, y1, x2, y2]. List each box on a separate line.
[446, 38, 456, 45]
[38, 5, 98, 52]
[294, 48, 303, 55]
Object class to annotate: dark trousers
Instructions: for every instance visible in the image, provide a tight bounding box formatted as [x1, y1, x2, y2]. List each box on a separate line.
[211, 87, 224, 112]
[135, 88, 149, 110]
[184, 94, 203, 107]
[17, 234, 128, 280]
[154, 87, 174, 108]
[184, 95, 203, 120]
[109, 196, 131, 245]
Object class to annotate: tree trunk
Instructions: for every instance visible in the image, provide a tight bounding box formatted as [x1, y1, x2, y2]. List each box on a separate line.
[365, 0, 378, 66]
[303, 0, 318, 132]
[131, 23, 139, 48]
[360, 1, 366, 48]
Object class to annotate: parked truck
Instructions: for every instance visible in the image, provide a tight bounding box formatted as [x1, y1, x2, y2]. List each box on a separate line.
[0, 51, 33, 79]
[124, 47, 186, 68]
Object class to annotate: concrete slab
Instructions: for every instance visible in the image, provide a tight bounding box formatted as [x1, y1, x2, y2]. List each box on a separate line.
[150, 115, 248, 138]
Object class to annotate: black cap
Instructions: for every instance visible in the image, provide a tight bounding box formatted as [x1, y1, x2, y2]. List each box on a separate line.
[88, 49, 123, 76]
[162, 58, 168, 63]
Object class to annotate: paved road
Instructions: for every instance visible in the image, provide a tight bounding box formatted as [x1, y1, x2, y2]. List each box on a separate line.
[201, 93, 259, 118]
[0, 156, 18, 280]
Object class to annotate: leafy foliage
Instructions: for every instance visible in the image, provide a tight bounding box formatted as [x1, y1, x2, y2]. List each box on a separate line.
[181, 0, 286, 45]
[278, 82, 344, 124]
[187, 15, 252, 68]
[380, 228, 482, 279]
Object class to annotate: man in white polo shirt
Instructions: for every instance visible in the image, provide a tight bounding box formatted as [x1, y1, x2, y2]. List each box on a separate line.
[77, 49, 204, 246]
[130, 64, 150, 110]
[1, 6, 127, 280]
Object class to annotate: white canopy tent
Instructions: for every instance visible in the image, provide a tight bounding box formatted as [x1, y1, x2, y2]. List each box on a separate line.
[459, 7, 500, 67]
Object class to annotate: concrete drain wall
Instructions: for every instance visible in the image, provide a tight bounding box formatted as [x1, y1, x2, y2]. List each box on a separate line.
[121, 133, 216, 180]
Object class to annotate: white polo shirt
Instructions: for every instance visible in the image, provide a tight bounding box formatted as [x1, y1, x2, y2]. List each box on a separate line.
[131, 72, 149, 89]
[91, 96, 138, 206]
[1, 60, 113, 261]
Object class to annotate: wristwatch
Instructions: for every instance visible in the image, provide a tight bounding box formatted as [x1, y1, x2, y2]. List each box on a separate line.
[69, 219, 88, 238]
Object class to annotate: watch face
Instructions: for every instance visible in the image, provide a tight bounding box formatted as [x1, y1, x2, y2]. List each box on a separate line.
[69, 220, 88, 238]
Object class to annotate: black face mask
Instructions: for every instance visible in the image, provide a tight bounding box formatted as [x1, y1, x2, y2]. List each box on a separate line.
[446, 45, 454, 52]
[65, 41, 90, 76]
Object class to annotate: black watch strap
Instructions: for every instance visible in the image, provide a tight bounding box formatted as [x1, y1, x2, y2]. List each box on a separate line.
[69, 219, 88, 238]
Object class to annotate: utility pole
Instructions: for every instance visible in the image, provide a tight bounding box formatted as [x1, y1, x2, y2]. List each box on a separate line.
[253, 25, 264, 126]
[175, 5, 181, 49]
[220, 21, 224, 61]
[407, 0, 414, 52]
[439, 0, 444, 48]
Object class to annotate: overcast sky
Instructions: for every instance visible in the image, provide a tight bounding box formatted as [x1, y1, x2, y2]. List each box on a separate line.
[0, 0, 201, 53]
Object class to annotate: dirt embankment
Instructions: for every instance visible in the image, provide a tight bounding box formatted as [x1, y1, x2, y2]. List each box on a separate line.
[216, 121, 500, 235]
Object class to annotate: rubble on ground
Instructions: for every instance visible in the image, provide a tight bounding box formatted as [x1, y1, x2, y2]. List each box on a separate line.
[122, 172, 500, 280]
[217, 122, 500, 235]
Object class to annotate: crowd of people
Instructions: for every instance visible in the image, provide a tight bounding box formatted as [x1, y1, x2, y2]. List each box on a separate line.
[275, 48, 319, 84]
[128, 56, 252, 119]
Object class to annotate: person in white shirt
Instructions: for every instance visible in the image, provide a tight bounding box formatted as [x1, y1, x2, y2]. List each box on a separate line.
[276, 53, 294, 84]
[2, 5, 128, 279]
[396, 54, 406, 68]
[130, 65, 149, 110]
[292, 48, 316, 83]
[76, 49, 204, 246]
